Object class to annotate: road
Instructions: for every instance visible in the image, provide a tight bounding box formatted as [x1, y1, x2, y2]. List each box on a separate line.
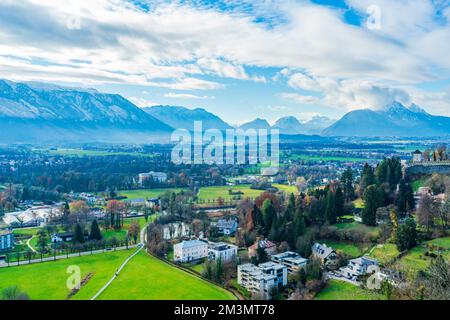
[26, 236, 37, 253]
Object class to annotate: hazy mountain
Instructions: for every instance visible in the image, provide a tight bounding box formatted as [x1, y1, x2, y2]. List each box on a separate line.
[143, 105, 232, 131]
[301, 116, 336, 135]
[0, 79, 172, 143]
[272, 116, 303, 134]
[239, 118, 271, 131]
[322, 101, 450, 137]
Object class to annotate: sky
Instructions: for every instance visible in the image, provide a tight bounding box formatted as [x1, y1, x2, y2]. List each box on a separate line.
[0, 0, 449, 125]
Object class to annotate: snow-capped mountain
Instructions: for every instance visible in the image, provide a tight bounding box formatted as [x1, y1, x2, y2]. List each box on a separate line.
[0, 79, 172, 143]
[322, 102, 450, 137]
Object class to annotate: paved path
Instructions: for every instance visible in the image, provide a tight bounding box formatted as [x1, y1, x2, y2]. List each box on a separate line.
[0, 245, 137, 268]
[90, 223, 149, 300]
[26, 236, 36, 253]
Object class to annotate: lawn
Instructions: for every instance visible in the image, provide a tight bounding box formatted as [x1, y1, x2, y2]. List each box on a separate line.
[119, 188, 185, 200]
[97, 251, 236, 300]
[315, 280, 383, 300]
[0, 250, 133, 300]
[197, 185, 264, 202]
[335, 221, 379, 236]
[394, 237, 450, 279]
[368, 243, 400, 265]
[273, 184, 299, 194]
[320, 240, 368, 258]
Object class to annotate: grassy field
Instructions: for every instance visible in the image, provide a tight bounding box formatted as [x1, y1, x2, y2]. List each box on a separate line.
[315, 280, 383, 300]
[394, 237, 450, 279]
[287, 154, 375, 163]
[0, 249, 235, 300]
[98, 252, 235, 300]
[119, 188, 185, 200]
[320, 240, 368, 258]
[0, 250, 133, 300]
[368, 243, 400, 265]
[41, 148, 155, 158]
[273, 184, 299, 194]
[197, 185, 264, 202]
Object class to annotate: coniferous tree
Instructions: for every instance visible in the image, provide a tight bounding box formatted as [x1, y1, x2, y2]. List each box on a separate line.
[362, 185, 382, 226]
[89, 220, 102, 241]
[325, 189, 337, 224]
[395, 218, 417, 251]
[335, 187, 345, 218]
[74, 223, 85, 244]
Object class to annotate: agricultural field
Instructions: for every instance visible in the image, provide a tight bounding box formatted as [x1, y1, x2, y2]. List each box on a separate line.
[39, 148, 155, 158]
[315, 280, 384, 300]
[197, 185, 264, 202]
[97, 252, 235, 300]
[273, 184, 299, 194]
[119, 188, 185, 200]
[286, 153, 376, 163]
[394, 237, 450, 279]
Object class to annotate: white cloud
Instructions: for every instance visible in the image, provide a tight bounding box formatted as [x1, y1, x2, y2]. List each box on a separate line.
[164, 92, 214, 99]
[129, 97, 158, 108]
[280, 93, 321, 105]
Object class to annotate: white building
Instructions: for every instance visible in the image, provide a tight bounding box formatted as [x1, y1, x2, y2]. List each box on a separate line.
[0, 230, 14, 251]
[311, 243, 337, 265]
[138, 171, 168, 185]
[237, 262, 287, 299]
[412, 150, 423, 163]
[340, 256, 378, 280]
[3, 205, 62, 227]
[271, 251, 308, 273]
[208, 241, 238, 262]
[173, 239, 208, 263]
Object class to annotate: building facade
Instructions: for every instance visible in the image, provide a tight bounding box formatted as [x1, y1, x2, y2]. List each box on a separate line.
[173, 239, 208, 263]
[0, 230, 14, 251]
[237, 262, 287, 299]
[271, 251, 308, 273]
[207, 242, 238, 262]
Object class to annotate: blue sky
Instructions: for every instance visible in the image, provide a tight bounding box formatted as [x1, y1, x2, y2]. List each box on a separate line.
[0, 0, 449, 125]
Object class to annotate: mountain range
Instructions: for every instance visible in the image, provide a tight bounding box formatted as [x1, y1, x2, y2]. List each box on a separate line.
[0, 80, 172, 143]
[323, 102, 450, 137]
[1, 79, 449, 142]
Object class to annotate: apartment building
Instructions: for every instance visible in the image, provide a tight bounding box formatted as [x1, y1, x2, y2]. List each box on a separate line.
[0, 230, 14, 251]
[271, 251, 308, 273]
[237, 262, 287, 299]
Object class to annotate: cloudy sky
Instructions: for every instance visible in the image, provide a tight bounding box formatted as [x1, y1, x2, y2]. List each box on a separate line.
[0, 0, 449, 125]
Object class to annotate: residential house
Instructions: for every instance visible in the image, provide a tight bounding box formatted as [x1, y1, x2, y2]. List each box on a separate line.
[237, 262, 287, 299]
[0, 230, 14, 251]
[248, 239, 277, 258]
[51, 232, 74, 243]
[311, 243, 337, 265]
[340, 256, 379, 280]
[216, 218, 238, 236]
[173, 239, 208, 263]
[208, 241, 238, 262]
[271, 251, 308, 273]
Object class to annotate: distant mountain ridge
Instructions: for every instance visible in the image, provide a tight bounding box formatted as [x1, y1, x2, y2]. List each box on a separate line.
[0, 79, 172, 143]
[143, 105, 231, 131]
[322, 101, 450, 137]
